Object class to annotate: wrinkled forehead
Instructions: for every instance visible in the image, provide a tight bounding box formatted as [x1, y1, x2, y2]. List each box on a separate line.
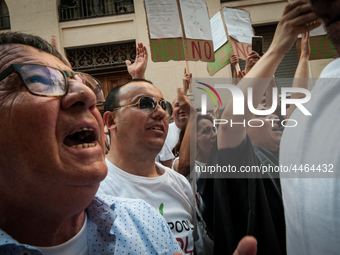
[119, 82, 163, 103]
[0, 44, 72, 72]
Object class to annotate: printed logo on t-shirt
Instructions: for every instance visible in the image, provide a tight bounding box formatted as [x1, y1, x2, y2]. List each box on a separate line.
[159, 203, 164, 215]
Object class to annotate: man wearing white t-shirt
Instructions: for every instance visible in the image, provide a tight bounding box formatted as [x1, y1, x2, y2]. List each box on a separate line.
[280, 0, 340, 254]
[165, 69, 191, 154]
[166, 95, 189, 153]
[99, 79, 198, 254]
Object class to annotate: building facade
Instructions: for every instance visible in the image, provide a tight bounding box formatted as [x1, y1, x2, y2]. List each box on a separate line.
[1, 0, 332, 106]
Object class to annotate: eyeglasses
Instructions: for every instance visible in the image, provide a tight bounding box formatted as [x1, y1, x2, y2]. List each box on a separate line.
[112, 96, 173, 118]
[0, 63, 105, 104]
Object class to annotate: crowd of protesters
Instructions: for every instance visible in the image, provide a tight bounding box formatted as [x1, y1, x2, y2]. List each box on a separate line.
[1, 0, 339, 254]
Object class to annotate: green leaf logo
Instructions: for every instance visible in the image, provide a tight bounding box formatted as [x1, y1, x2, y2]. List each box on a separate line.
[159, 203, 164, 215]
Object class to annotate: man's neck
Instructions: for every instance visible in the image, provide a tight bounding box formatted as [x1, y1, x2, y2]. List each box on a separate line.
[0, 206, 85, 247]
[174, 121, 183, 129]
[106, 149, 161, 177]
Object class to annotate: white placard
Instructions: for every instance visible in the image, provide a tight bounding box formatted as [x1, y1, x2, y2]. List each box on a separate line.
[223, 7, 254, 44]
[145, 0, 183, 39]
[180, 0, 212, 40]
[210, 11, 228, 51]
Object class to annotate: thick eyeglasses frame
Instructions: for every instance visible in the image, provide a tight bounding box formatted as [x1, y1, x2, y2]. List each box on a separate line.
[112, 96, 173, 118]
[0, 63, 105, 101]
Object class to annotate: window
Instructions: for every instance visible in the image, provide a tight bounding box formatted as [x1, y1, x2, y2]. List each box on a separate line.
[59, 0, 134, 22]
[0, 0, 10, 30]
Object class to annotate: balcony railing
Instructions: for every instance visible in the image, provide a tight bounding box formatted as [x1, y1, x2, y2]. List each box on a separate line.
[59, 0, 134, 22]
[0, 12, 10, 30]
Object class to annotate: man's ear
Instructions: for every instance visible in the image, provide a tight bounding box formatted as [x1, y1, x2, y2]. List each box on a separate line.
[103, 111, 117, 130]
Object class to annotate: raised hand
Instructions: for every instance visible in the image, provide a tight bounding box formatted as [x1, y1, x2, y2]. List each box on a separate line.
[271, 0, 320, 56]
[182, 67, 192, 95]
[213, 100, 221, 118]
[237, 70, 246, 79]
[230, 54, 239, 66]
[51, 35, 59, 51]
[245, 51, 260, 74]
[300, 31, 310, 58]
[126, 42, 148, 79]
[177, 87, 192, 115]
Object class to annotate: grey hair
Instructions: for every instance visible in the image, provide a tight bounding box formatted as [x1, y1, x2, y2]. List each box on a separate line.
[0, 32, 70, 66]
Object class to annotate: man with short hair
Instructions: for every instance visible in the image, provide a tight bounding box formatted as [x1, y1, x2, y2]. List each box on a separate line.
[279, 0, 340, 254]
[165, 69, 191, 153]
[0, 32, 182, 255]
[126, 43, 175, 167]
[99, 79, 198, 254]
[166, 96, 189, 152]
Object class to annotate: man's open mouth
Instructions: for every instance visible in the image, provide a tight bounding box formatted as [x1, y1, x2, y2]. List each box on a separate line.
[147, 124, 164, 132]
[64, 127, 97, 148]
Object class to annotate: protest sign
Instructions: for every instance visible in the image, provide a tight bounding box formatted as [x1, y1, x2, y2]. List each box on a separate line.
[297, 35, 337, 60]
[207, 38, 253, 75]
[207, 7, 253, 76]
[296, 25, 337, 60]
[144, 0, 214, 63]
[222, 7, 254, 45]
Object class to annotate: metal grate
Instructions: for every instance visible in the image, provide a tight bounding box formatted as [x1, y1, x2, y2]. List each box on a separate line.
[65, 41, 136, 72]
[58, 0, 134, 22]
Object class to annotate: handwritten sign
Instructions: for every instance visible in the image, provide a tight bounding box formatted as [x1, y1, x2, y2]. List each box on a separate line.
[210, 11, 228, 51]
[207, 38, 251, 75]
[145, 0, 182, 39]
[223, 7, 254, 44]
[151, 39, 214, 62]
[297, 24, 337, 60]
[180, 0, 212, 40]
[297, 35, 337, 60]
[207, 7, 253, 76]
[144, 0, 214, 63]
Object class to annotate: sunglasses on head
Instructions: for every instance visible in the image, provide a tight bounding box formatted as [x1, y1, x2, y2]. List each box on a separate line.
[112, 96, 172, 118]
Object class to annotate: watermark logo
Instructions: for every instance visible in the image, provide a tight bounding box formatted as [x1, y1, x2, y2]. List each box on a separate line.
[196, 82, 222, 114]
[193, 79, 312, 128]
[197, 83, 311, 116]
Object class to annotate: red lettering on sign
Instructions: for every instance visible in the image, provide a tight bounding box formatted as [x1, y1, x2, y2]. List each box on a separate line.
[192, 41, 202, 59]
[234, 42, 247, 59]
[246, 45, 252, 55]
[204, 42, 212, 59]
